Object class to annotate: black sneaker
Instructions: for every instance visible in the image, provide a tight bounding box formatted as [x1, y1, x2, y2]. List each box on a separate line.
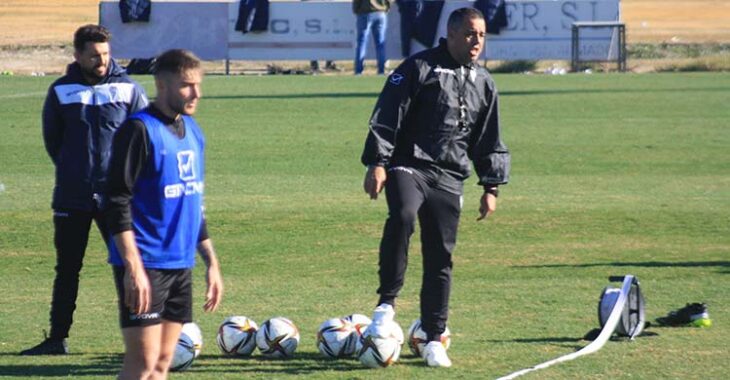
[656, 303, 712, 327]
[20, 336, 68, 355]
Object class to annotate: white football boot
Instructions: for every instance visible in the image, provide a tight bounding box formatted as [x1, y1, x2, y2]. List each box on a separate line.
[423, 341, 452, 368]
[365, 303, 395, 338]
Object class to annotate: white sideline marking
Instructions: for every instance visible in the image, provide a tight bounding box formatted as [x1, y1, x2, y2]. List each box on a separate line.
[496, 275, 636, 380]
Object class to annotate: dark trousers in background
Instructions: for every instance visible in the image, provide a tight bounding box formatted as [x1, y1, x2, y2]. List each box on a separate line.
[376, 166, 461, 339]
[50, 208, 109, 340]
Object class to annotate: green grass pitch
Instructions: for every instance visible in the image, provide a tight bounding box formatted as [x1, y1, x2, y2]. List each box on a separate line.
[0, 72, 728, 379]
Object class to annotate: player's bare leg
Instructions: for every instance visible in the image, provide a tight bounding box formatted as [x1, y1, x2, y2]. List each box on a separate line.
[149, 321, 183, 380]
[118, 324, 162, 380]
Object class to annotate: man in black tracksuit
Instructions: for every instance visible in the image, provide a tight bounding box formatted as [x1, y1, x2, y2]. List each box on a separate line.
[22, 25, 148, 355]
[361, 8, 509, 367]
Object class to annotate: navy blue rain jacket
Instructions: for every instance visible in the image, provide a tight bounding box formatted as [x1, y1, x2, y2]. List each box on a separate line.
[42, 59, 148, 211]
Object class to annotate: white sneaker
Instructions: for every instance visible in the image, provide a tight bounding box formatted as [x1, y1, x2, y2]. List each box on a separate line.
[423, 341, 452, 368]
[364, 303, 395, 338]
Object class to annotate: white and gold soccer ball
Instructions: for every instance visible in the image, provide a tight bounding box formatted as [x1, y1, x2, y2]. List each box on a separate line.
[256, 317, 300, 359]
[343, 313, 372, 339]
[406, 318, 451, 357]
[216, 316, 258, 357]
[170, 323, 201, 371]
[356, 320, 404, 368]
[182, 322, 203, 358]
[316, 317, 357, 359]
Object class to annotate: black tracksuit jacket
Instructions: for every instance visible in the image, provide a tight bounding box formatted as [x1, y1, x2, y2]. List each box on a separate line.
[361, 38, 510, 189]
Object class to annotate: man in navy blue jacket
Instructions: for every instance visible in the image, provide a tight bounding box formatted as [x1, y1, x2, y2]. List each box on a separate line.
[21, 24, 148, 355]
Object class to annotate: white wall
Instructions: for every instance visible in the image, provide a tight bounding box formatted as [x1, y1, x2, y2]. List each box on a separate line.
[100, 0, 620, 60]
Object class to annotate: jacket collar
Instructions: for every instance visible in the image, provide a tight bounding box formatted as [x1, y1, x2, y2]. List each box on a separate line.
[437, 38, 478, 70]
[65, 58, 125, 85]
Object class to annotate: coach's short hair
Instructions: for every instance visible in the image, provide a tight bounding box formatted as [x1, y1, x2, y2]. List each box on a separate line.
[447, 7, 485, 32]
[153, 49, 202, 77]
[73, 24, 111, 52]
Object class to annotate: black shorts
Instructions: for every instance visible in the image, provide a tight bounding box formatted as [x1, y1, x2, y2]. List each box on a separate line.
[113, 265, 193, 328]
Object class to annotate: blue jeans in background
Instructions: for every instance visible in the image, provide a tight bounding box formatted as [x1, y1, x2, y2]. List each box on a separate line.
[355, 12, 388, 75]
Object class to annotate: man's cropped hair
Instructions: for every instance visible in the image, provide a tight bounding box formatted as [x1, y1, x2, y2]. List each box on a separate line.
[73, 25, 111, 52]
[447, 7, 485, 32]
[153, 49, 202, 77]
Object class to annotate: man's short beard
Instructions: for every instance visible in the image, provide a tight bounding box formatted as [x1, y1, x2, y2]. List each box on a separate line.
[82, 65, 106, 80]
[170, 102, 186, 116]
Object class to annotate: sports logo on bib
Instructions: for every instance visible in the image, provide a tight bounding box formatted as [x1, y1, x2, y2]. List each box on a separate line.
[165, 150, 203, 199]
[177, 151, 196, 180]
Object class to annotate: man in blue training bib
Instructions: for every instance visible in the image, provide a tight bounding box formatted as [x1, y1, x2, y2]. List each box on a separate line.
[105, 49, 224, 379]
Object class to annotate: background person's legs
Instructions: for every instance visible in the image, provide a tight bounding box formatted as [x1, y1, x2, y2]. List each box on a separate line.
[355, 14, 371, 74]
[50, 209, 94, 340]
[372, 12, 388, 74]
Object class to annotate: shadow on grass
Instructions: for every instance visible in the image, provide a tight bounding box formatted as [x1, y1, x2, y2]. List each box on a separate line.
[488, 337, 582, 343]
[0, 354, 121, 377]
[485, 332, 659, 352]
[202, 86, 729, 100]
[0, 351, 400, 376]
[485, 337, 583, 351]
[515, 260, 729, 270]
[170, 352, 379, 375]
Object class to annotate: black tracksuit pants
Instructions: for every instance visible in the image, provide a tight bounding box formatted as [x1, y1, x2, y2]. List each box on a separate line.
[376, 166, 461, 340]
[49, 208, 109, 340]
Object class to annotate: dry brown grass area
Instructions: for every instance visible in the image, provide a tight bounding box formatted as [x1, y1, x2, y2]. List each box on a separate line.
[0, 0, 99, 45]
[623, 0, 730, 43]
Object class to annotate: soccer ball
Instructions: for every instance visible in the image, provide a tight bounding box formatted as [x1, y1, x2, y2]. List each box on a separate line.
[182, 322, 203, 358]
[217, 316, 258, 356]
[316, 318, 357, 358]
[256, 317, 300, 358]
[407, 319, 451, 357]
[170, 328, 197, 371]
[356, 320, 404, 368]
[344, 313, 372, 337]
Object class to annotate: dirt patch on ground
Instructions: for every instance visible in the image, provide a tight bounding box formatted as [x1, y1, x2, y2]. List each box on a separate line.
[1, 0, 729, 74]
[623, 0, 730, 43]
[0, 0, 100, 45]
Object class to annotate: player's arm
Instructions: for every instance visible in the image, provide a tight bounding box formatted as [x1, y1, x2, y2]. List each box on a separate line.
[363, 165, 388, 200]
[361, 58, 419, 199]
[113, 231, 150, 314]
[197, 237, 223, 312]
[470, 81, 510, 221]
[105, 118, 151, 313]
[41, 86, 64, 165]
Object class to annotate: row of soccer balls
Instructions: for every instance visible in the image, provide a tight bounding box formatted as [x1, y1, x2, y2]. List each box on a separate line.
[171, 314, 451, 370]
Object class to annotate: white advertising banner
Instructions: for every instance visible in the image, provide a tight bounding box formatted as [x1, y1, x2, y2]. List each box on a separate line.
[100, 1, 229, 60]
[100, 0, 620, 61]
[491, 1, 621, 60]
[227, 1, 358, 60]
